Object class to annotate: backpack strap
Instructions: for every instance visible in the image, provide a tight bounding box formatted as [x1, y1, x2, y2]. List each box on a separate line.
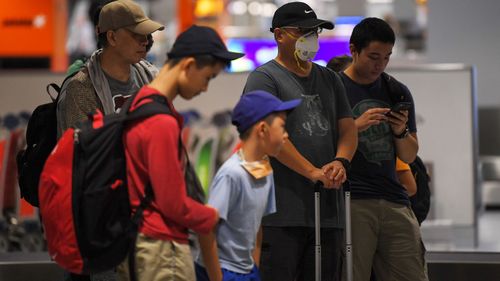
[123, 94, 204, 202]
[122, 94, 170, 120]
[381, 72, 406, 105]
[124, 94, 183, 159]
[46, 68, 82, 102]
[128, 182, 153, 281]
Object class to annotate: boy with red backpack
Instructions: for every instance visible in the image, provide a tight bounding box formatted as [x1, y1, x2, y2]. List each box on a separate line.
[116, 25, 244, 281]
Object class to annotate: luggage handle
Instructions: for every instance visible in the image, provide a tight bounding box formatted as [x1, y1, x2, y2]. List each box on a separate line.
[344, 180, 353, 281]
[314, 181, 323, 281]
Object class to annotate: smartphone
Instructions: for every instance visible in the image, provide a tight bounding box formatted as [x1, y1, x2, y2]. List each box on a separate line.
[388, 102, 412, 113]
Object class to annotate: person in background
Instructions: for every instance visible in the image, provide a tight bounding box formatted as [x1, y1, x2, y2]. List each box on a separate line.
[243, 2, 358, 280]
[116, 25, 244, 281]
[338, 17, 428, 281]
[326, 54, 353, 73]
[57, 0, 164, 137]
[57, 1, 164, 280]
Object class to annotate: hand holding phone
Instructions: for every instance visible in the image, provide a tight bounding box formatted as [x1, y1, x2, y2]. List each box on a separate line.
[386, 102, 412, 115]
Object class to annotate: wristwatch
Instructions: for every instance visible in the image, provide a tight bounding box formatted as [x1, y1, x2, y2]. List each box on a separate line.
[333, 157, 351, 172]
[394, 126, 410, 139]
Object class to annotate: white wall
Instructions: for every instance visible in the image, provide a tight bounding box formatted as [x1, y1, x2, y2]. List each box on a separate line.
[427, 0, 500, 107]
[0, 71, 66, 116]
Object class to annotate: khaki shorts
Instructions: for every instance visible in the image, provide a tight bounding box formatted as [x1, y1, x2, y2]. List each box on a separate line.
[117, 233, 195, 281]
[349, 199, 428, 281]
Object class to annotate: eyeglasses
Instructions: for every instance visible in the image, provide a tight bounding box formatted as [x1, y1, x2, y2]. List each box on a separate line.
[122, 29, 149, 43]
[281, 26, 323, 35]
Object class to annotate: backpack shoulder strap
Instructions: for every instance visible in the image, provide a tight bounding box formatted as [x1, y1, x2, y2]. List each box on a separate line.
[125, 94, 172, 121]
[46, 67, 84, 102]
[124, 94, 182, 160]
[381, 72, 406, 105]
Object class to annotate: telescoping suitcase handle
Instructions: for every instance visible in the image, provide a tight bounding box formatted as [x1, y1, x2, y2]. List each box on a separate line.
[314, 181, 323, 281]
[313, 181, 352, 281]
[344, 180, 353, 281]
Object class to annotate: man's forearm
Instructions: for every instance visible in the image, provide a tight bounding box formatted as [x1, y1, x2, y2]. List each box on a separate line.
[198, 231, 222, 281]
[252, 226, 263, 267]
[335, 118, 358, 161]
[395, 133, 418, 163]
[275, 139, 317, 179]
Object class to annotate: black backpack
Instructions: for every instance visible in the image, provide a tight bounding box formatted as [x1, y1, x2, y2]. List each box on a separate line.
[16, 70, 80, 207]
[382, 73, 431, 224]
[409, 156, 431, 224]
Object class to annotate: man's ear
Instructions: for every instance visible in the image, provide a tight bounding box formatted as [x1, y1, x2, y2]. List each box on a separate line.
[274, 28, 285, 43]
[257, 121, 268, 137]
[349, 44, 358, 57]
[180, 57, 196, 73]
[106, 30, 117, 46]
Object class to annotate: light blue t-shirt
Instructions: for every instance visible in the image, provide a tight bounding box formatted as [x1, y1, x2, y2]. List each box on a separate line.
[196, 153, 276, 273]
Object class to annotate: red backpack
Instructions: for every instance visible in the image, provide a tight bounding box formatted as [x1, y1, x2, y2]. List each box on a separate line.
[39, 94, 169, 274]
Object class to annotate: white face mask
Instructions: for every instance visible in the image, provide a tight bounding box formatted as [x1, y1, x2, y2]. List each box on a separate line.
[295, 31, 319, 61]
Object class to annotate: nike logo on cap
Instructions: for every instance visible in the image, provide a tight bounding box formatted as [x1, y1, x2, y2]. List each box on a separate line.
[305, 10, 313, 14]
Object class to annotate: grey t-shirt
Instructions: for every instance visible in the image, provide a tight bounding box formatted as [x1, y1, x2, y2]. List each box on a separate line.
[243, 60, 353, 228]
[104, 66, 140, 112]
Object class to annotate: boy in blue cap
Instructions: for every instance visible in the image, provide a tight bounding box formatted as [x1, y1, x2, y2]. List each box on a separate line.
[195, 91, 301, 281]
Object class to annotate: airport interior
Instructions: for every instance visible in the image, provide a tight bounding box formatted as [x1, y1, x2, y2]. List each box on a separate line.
[1, 0, 500, 280]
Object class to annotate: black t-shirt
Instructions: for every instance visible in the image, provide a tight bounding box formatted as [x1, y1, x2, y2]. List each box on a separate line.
[243, 60, 353, 228]
[339, 72, 417, 206]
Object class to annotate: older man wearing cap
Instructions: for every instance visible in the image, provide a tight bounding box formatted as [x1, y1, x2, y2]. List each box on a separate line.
[115, 25, 243, 281]
[57, 0, 164, 138]
[243, 2, 358, 281]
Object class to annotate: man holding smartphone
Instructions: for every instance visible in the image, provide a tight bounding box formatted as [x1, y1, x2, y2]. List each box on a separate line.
[339, 18, 428, 281]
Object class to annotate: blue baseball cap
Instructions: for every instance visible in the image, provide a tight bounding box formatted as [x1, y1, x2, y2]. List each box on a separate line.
[232, 91, 301, 134]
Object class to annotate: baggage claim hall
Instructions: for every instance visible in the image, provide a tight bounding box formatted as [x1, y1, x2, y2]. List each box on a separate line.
[1, 0, 500, 280]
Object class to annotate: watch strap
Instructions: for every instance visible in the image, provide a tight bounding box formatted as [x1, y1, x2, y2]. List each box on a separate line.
[393, 126, 409, 139]
[333, 157, 351, 172]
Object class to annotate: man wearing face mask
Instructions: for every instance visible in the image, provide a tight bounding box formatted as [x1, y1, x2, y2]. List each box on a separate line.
[242, 2, 358, 281]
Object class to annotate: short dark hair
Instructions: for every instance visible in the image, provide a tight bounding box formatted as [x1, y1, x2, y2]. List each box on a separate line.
[326, 55, 353, 72]
[166, 54, 231, 69]
[145, 34, 153, 52]
[239, 113, 278, 140]
[97, 32, 109, 48]
[350, 17, 395, 53]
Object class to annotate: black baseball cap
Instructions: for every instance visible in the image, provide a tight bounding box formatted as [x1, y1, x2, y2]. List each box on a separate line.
[167, 25, 244, 61]
[270, 2, 334, 32]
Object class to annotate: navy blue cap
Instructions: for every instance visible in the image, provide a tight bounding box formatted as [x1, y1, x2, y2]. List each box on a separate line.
[167, 25, 244, 61]
[271, 2, 334, 32]
[232, 91, 301, 134]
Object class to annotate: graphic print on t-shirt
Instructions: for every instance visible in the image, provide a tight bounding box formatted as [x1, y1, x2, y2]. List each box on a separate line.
[352, 99, 393, 165]
[112, 94, 132, 112]
[297, 94, 329, 137]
